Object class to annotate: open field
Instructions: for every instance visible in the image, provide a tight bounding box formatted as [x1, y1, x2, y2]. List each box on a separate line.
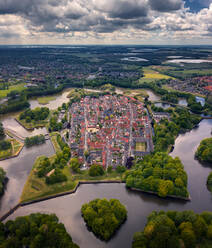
[0, 83, 26, 99]
[135, 142, 146, 152]
[37, 96, 56, 105]
[139, 67, 174, 83]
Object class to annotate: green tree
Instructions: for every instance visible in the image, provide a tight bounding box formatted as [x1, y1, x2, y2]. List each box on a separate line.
[89, 164, 105, 177]
[70, 158, 81, 173]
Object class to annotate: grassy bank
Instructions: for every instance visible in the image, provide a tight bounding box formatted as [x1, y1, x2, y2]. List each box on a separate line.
[37, 96, 56, 105]
[0, 139, 23, 160]
[49, 132, 62, 152]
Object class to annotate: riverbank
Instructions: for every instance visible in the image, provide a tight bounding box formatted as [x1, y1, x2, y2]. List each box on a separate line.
[128, 187, 191, 201]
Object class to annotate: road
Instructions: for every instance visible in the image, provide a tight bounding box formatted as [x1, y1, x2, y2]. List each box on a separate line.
[128, 103, 133, 157]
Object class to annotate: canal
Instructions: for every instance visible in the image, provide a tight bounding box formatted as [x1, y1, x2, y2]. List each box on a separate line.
[2, 119, 211, 248]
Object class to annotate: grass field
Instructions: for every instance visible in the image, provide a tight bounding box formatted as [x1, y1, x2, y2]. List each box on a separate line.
[135, 142, 146, 152]
[0, 138, 23, 160]
[0, 83, 26, 99]
[139, 67, 174, 83]
[20, 154, 123, 203]
[37, 96, 56, 105]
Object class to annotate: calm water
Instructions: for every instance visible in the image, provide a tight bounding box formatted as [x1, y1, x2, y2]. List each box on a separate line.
[4, 119, 212, 248]
[29, 89, 71, 109]
[155, 102, 171, 109]
[0, 115, 47, 137]
[0, 141, 55, 215]
[145, 90, 161, 102]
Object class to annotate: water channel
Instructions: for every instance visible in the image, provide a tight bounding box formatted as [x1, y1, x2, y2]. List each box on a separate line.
[0, 89, 211, 248]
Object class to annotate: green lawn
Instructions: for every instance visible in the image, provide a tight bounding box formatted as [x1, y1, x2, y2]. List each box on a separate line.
[50, 132, 62, 152]
[0, 138, 23, 160]
[37, 96, 56, 105]
[135, 142, 146, 152]
[0, 83, 26, 99]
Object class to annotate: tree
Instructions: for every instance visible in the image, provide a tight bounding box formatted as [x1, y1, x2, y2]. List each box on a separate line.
[70, 158, 81, 173]
[107, 166, 113, 173]
[0, 122, 5, 140]
[89, 164, 104, 177]
[0, 167, 6, 195]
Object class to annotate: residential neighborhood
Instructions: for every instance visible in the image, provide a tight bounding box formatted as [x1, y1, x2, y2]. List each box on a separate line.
[69, 95, 153, 168]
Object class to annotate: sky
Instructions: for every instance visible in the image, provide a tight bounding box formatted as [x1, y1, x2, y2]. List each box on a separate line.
[0, 0, 212, 45]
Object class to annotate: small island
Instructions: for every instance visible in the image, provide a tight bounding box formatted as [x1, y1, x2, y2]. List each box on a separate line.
[195, 137, 212, 164]
[81, 198, 127, 241]
[125, 152, 189, 199]
[17, 107, 50, 130]
[207, 172, 212, 192]
[0, 213, 79, 248]
[132, 210, 212, 248]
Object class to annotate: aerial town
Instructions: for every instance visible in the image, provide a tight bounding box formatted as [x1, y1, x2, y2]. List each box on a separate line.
[69, 95, 153, 168]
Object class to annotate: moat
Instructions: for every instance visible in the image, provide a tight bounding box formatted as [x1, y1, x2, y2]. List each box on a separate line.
[0, 108, 211, 247]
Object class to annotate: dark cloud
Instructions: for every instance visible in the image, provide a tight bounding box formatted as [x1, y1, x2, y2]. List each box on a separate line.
[149, 0, 183, 12]
[208, 25, 212, 32]
[107, 1, 148, 19]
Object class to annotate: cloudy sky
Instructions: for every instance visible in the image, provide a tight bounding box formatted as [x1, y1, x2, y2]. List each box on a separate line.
[0, 0, 212, 45]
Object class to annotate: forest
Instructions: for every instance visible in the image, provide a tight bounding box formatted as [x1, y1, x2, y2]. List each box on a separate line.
[81, 198, 127, 241]
[125, 152, 189, 198]
[0, 213, 79, 248]
[132, 210, 212, 248]
[195, 137, 212, 164]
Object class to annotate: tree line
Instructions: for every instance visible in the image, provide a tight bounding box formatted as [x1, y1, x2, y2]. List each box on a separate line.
[132, 210, 212, 248]
[0, 213, 79, 248]
[24, 135, 46, 148]
[0, 167, 6, 196]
